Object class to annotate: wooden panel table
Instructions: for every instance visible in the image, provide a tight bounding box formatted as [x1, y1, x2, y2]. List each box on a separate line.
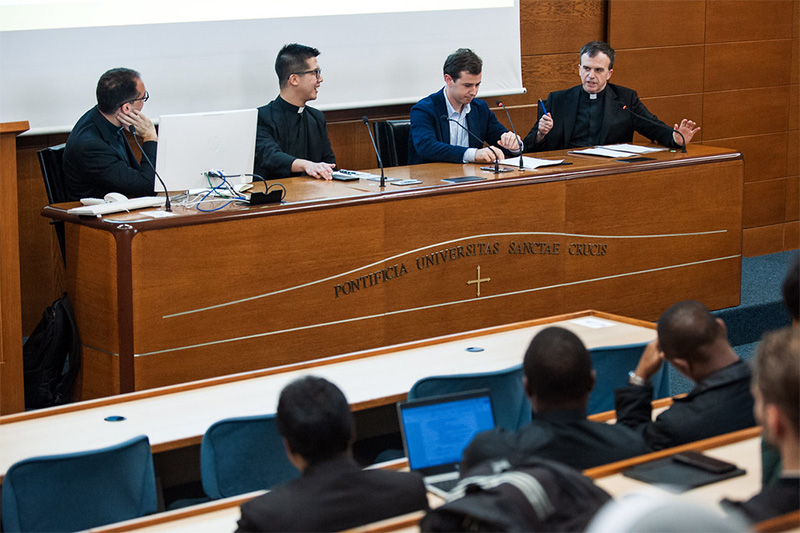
[0, 310, 655, 483]
[41, 144, 743, 398]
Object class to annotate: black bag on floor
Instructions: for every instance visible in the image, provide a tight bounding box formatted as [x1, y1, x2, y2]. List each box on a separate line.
[23, 294, 81, 408]
[420, 457, 611, 532]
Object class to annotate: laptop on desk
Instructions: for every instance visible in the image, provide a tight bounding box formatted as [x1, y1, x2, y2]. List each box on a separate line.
[397, 389, 496, 498]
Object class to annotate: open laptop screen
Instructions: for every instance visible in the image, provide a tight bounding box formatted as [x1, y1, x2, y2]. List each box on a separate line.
[398, 390, 495, 473]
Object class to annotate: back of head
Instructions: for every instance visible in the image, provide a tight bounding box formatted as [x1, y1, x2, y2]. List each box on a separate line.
[753, 327, 800, 436]
[276, 376, 353, 465]
[657, 300, 723, 365]
[523, 327, 593, 406]
[579, 41, 616, 69]
[443, 48, 482, 80]
[275, 43, 320, 89]
[782, 255, 799, 322]
[96, 68, 140, 114]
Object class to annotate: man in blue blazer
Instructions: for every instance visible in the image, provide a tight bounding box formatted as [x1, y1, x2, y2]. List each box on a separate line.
[524, 41, 700, 152]
[408, 48, 521, 165]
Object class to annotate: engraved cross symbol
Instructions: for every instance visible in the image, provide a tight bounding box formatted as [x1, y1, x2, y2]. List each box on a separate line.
[466, 266, 491, 297]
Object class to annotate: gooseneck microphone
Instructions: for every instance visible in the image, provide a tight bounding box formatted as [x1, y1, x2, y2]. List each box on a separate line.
[497, 100, 524, 170]
[129, 125, 171, 211]
[441, 115, 504, 174]
[621, 104, 687, 153]
[362, 116, 385, 188]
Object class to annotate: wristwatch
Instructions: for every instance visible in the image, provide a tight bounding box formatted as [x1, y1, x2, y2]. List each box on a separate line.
[627, 371, 649, 387]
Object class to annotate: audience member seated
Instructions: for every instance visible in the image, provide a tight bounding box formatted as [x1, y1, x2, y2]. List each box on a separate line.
[722, 327, 800, 524]
[460, 327, 648, 472]
[587, 491, 747, 532]
[615, 300, 755, 451]
[235, 376, 428, 532]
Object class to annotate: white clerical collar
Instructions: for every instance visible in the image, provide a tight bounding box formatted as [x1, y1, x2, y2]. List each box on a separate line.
[297, 106, 305, 114]
[589, 93, 598, 100]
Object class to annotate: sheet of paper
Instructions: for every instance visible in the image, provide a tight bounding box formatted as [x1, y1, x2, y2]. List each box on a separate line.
[499, 156, 564, 169]
[569, 317, 617, 329]
[601, 143, 668, 154]
[568, 147, 637, 158]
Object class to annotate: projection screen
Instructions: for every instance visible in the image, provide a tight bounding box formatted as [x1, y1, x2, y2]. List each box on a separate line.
[0, 0, 523, 134]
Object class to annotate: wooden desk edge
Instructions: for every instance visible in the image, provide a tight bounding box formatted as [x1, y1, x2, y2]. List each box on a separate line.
[0, 309, 653, 428]
[583, 426, 762, 479]
[755, 510, 800, 533]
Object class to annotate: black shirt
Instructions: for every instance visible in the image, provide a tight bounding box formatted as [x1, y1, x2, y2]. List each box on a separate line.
[254, 96, 335, 179]
[63, 106, 157, 201]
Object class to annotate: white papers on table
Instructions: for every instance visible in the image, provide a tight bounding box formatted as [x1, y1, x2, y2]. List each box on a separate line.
[499, 156, 564, 169]
[568, 147, 639, 158]
[602, 143, 667, 154]
[569, 144, 668, 158]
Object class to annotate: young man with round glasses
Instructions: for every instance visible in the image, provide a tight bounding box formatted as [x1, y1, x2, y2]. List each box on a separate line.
[254, 43, 336, 180]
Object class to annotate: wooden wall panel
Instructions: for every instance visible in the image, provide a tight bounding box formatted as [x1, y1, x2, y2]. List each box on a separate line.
[633, 94, 704, 144]
[788, 130, 799, 176]
[612, 46, 705, 98]
[786, 176, 799, 221]
[702, 86, 790, 140]
[16, 135, 67, 334]
[711, 133, 788, 183]
[743, 224, 786, 256]
[520, 54, 582, 103]
[608, 0, 706, 48]
[743, 179, 787, 227]
[705, 0, 794, 43]
[704, 40, 792, 93]
[785, 222, 799, 249]
[521, 0, 605, 56]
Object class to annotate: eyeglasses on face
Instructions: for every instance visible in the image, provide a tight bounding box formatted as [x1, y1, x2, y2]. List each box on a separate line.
[291, 68, 322, 80]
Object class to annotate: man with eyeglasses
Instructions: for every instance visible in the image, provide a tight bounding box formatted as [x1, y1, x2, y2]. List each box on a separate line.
[522, 41, 700, 152]
[254, 43, 336, 180]
[63, 67, 158, 200]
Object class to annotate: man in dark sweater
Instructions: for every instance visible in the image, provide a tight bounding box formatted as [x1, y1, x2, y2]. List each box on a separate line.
[254, 43, 336, 180]
[236, 376, 428, 532]
[615, 300, 755, 451]
[461, 326, 648, 472]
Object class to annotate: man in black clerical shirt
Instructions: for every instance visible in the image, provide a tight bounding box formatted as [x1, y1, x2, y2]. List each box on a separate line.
[523, 41, 700, 152]
[63, 68, 158, 200]
[254, 44, 336, 180]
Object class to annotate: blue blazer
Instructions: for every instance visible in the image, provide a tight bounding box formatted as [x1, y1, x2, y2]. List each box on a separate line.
[408, 89, 508, 164]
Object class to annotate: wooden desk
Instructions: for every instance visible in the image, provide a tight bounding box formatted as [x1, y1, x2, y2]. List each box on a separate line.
[42, 145, 742, 398]
[0, 310, 654, 483]
[590, 427, 763, 511]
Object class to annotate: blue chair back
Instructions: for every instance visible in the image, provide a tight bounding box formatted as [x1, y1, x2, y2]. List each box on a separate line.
[1, 435, 157, 532]
[201, 413, 300, 499]
[588, 342, 671, 415]
[408, 365, 531, 431]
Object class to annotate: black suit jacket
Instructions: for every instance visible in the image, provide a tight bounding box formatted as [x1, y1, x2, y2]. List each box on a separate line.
[614, 360, 755, 451]
[254, 96, 335, 179]
[723, 476, 800, 524]
[523, 83, 677, 152]
[461, 409, 649, 473]
[235, 456, 429, 532]
[63, 106, 157, 201]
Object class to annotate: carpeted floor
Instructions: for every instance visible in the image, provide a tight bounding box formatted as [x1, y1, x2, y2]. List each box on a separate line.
[668, 250, 797, 395]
